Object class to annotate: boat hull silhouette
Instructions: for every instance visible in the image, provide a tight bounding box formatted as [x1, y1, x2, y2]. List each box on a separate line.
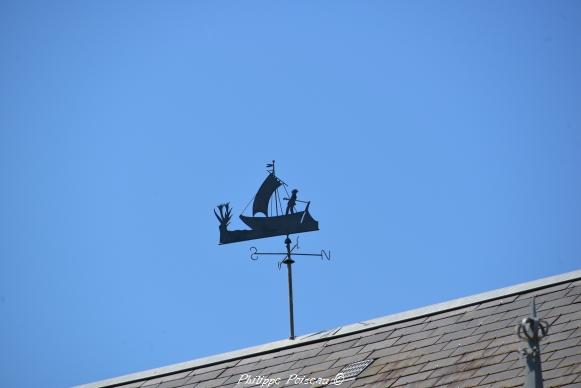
[218, 210, 319, 245]
[240, 210, 318, 234]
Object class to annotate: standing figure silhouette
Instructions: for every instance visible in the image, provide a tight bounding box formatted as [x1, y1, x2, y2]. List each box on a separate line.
[285, 189, 298, 215]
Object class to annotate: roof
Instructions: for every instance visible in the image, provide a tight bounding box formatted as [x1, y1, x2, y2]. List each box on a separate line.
[78, 269, 581, 388]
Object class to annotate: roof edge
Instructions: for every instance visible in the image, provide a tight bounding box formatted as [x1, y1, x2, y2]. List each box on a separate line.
[76, 269, 581, 388]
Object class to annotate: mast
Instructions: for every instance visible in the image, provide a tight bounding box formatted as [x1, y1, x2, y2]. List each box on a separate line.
[271, 160, 280, 216]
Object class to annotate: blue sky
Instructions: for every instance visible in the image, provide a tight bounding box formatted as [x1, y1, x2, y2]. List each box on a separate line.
[1, 1, 580, 387]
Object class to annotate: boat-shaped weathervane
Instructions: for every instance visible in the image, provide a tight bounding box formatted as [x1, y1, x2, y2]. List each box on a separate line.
[214, 161, 329, 340]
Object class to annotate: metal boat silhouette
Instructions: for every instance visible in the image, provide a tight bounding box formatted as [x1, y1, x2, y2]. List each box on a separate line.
[215, 163, 319, 244]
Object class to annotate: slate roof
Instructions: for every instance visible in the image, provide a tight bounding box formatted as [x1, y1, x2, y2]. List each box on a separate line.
[78, 270, 581, 388]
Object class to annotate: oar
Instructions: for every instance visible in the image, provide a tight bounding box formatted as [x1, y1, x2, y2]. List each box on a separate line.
[283, 198, 309, 204]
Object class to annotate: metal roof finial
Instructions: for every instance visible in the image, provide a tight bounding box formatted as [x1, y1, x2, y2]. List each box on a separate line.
[516, 296, 549, 388]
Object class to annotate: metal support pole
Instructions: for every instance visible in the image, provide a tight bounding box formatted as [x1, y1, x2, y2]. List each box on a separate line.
[517, 297, 549, 388]
[283, 236, 295, 340]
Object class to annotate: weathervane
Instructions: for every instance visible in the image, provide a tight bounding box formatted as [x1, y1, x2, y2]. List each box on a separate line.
[214, 161, 330, 340]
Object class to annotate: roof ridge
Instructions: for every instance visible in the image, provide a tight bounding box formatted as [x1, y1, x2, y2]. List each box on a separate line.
[76, 269, 581, 388]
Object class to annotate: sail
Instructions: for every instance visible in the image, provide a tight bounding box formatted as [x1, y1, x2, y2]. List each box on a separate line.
[253, 173, 281, 216]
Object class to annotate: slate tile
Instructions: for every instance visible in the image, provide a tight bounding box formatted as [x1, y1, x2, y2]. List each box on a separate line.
[291, 353, 331, 370]
[191, 360, 238, 375]
[275, 343, 325, 359]
[501, 348, 521, 363]
[141, 376, 165, 386]
[477, 295, 519, 310]
[381, 360, 426, 378]
[482, 375, 522, 387]
[435, 327, 477, 344]
[471, 316, 511, 335]
[388, 322, 428, 339]
[354, 331, 391, 347]
[479, 367, 521, 384]
[406, 341, 447, 357]
[376, 355, 421, 374]
[319, 365, 348, 380]
[318, 339, 360, 355]
[456, 345, 502, 363]
[404, 376, 441, 388]
[371, 348, 415, 365]
[329, 352, 373, 369]
[414, 348, 455, 364]
[360, 337, 400, 353]
[321, 346, 364, 363]
[349, 371, 392, 387]
[538, 295, 578, 312]
[542, 337, 580, 353]
[453, 353, 508, 375]
[459, 305, 506, 323]
[569, 283, 581, 300]
[534, 282, 575, 296]
[390, 316, 428, 330]
[187, 368, 226, 383]
[194, 376, 230, 388]
[426, 362, 471, 380]
[391, 370, 433, 386]
[500, 305, 538, 321]
[286, 348, 323, 362]
[259, 359, 300, 376]
[469, 358, 519, 378]
[367, 343, 406, 359]
[569, 279, 581, 287]
[543, 374, 578, 387]
[483, 333, 519, 350]
[353, 363, 385, 379]
[555, 351, 581, 368]
[553, 302, 581, 316]
[543, 327, 575, 344]
[443, 375, 486, 387]
[546, 339, 581, 361]
[559, 310, 581, 326]
[248, 354, 292, 370]
[543, 365, 578, 380]
[157, 378, 191, 388]
[438, 324, 477, 338]
[324, 334, 362, 346]
[569, 286, 581, 298]
[435, 304, 476, 318]
[262, 366, 304, 382]
[441, 333, 484, 351]
[236, 352, 278, 366]
[433, 369, 477, 385]
[297, 360, 337, 375]
[478, 324, 515, 342]
[219, 362, 265, 378]
[401, 335, 441, 351]
[418, 354, 462, 372]
[569, 361, 581, 375]
[423, 314, 463, 331]
[450, 338, 493, 357]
